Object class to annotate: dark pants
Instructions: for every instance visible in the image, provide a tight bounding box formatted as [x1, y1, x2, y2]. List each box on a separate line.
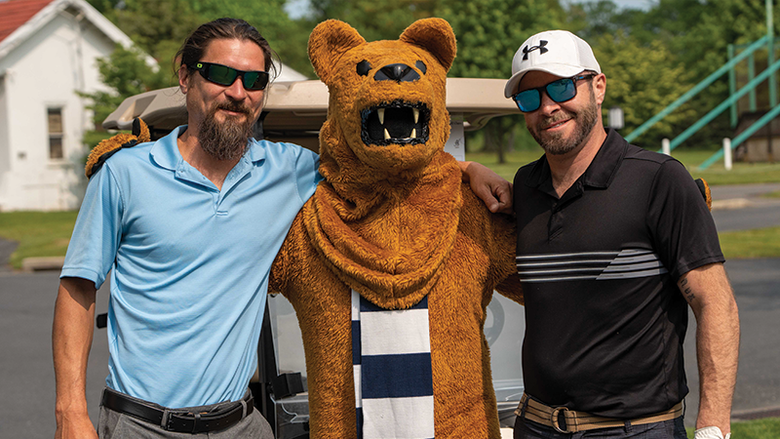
[97, 390, 274, 439]
[513, 416, 687, 439]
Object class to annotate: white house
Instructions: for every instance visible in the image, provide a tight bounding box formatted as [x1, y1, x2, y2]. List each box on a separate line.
[0, 0, 151, 211]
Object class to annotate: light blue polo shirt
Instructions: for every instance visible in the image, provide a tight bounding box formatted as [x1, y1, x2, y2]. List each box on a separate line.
[61, 126, 320, 408]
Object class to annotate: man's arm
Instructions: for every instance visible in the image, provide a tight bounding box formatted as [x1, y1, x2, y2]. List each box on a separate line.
[459, 161, 513, 214]
[53, 277, 99, 439]
[678, 263, 740, 437]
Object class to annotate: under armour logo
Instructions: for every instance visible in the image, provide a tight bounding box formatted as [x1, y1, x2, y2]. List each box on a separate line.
[522, 40, 548, 60]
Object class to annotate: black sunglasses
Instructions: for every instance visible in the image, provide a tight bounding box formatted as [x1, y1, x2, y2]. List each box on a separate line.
[191, 61, 270, 91]
[512, 73, 597, 113]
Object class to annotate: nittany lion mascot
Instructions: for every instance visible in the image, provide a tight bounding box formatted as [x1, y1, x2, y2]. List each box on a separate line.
[269, 18, 522, 438]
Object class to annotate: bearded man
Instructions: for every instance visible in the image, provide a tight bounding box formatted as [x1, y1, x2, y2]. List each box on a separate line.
[504, 30, 739, 439]
[52, 18, 511, 439]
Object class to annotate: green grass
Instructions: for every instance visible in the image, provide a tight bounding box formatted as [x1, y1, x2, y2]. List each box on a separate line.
[687, 417, 780, 438]
[730, 417, 780, 438]
[467, 149, 780, 186]
[0, 211, 77, 269]
[465, 150, 543, 181]
[719, 226, 780, 259]
[687, 163, 780, 186]
[763, 190, 780, 198]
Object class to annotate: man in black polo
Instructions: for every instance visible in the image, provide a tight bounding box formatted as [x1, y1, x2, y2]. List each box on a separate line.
[504, 30, 739, 439]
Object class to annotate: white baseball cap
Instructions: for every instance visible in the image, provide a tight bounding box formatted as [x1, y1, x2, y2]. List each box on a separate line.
[504, 30, 601, 98]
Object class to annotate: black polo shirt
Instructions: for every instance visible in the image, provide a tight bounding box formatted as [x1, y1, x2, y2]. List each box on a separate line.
[513, 129, 724, 418]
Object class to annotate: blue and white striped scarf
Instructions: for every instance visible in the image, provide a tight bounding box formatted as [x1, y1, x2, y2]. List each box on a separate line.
[351, 289, 435, 438]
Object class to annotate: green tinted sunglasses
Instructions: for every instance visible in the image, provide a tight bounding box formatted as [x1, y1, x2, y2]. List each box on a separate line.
[192, 62, 269, 91]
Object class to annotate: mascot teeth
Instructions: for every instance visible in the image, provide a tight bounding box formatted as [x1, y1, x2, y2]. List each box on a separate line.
[361, 100, 429, 146]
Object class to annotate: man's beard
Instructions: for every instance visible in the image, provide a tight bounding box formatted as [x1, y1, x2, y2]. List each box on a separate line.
[199, 101, 256, 161]
[527, 87, 599, 156]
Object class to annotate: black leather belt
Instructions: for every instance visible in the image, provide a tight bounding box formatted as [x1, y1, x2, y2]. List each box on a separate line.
[101, 389, 254, 434]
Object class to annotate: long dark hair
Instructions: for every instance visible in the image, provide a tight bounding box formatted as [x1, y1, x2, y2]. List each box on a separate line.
[174, 18, 278, 79]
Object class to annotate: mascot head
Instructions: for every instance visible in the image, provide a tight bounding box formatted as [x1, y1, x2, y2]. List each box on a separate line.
[308, 18, 457, 181]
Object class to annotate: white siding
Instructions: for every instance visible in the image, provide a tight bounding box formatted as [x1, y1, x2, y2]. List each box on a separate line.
[0, 76, 10, 209]
[0, 12, 115, 210]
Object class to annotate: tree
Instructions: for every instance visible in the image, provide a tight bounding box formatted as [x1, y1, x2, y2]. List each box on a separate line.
[437, 0, 568, 160]
[194, 0, 314, 78]
[306, 0, 438, 42]
[574, 0, 775, 149]
[102, 0, 204, 64]
[79, 46, 172, 150]
[566, 0, 646, 41]
[90, 0, 314, 76]
[591, 30, 697, 149]
[637, 0, 771, 148]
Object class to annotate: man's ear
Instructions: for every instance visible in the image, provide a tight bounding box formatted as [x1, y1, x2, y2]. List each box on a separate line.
[178, 66, 190, 94]
[399, 18, 457, 72]
[308, 19, 365, 84]
[593, 73, 606, 105]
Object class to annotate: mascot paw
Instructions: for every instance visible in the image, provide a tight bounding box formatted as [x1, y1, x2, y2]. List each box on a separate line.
[85, 118, 150, 178]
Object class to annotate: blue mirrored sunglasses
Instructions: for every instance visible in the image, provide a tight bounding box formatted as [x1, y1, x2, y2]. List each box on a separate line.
[192, 61, 269, 91]
[512, 74, 596, 113]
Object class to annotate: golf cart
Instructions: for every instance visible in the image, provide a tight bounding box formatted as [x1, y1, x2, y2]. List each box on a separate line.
[101, 78, 525, 438]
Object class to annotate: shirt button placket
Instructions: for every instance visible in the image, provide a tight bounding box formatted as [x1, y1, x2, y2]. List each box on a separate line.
[549, 202, 563, 240]
[214, 192, 228, 217]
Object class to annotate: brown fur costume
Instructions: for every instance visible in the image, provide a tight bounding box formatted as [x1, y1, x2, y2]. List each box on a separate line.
[270, 18, 522, 438]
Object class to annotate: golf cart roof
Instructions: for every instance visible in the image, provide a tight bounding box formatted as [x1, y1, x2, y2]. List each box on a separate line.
[102, 78, 519, 149]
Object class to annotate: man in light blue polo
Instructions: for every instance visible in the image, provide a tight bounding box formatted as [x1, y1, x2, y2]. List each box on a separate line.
[52, 18, 512, 439]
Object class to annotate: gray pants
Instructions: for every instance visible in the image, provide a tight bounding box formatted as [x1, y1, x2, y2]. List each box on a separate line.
[97, 393, 274, 439]
[513, 417, 687, 439]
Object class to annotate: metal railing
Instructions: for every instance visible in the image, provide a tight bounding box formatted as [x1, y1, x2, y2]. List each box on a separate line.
[670, 57, 780, 153]
[627, 1, 778, 170]
[624, 35, 770, 145]
[699, 103, 780, 169]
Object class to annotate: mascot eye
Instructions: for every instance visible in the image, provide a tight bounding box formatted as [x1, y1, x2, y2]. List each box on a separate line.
[416, 61, 427, 74]
[357, 60, 372, 76]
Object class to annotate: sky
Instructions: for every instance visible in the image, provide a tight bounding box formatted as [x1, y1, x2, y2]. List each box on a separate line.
[284, 0, 656, 19]
[588, 0, 656, 9]
[580, 0, 656, 9]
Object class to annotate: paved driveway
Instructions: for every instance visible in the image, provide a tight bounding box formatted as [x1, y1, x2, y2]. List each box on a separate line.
[710, 183, 780, 231]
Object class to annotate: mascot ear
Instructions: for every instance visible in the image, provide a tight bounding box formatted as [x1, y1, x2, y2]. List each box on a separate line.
[399, 18, 457, 72]
[309, 19, 366, 84]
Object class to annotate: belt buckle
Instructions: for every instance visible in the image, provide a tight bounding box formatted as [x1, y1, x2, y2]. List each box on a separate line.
[550, 406, 572, 433]
[164, 411, 194, 432]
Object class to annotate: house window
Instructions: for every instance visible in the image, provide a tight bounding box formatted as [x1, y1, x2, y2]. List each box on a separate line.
[48, 108, 64, 159]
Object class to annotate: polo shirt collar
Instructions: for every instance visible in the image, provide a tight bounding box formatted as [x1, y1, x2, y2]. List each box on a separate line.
[150, 125, 267, 171]
[524, 128, 626, 190]
[580, 128, 627, 188]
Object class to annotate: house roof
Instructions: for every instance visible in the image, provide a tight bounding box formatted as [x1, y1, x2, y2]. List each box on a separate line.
[0, 0, 56, 43]
[0, 0, 154, 65]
